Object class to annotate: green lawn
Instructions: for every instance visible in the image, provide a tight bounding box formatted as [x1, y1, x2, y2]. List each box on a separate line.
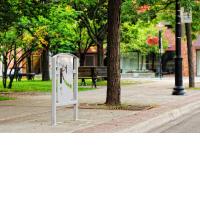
[0, 80, 95, 93]
[0, 96, 15, 101]
[0, 80, 52, 92]
[0, 79, 144, 93]
[187, 87, 200, 90]
[79, 79, 145, 86]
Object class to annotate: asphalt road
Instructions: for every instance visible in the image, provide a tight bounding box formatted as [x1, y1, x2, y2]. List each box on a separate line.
[152, 108, 200, 133]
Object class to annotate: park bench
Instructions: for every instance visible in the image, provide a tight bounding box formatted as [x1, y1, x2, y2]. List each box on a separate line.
[8, 67, 36, 81]
[78, 66, 107, 88]
[17, 73, 36, 81]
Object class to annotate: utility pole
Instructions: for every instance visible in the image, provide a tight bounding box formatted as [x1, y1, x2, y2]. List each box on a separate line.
[172, 0, 185, 95]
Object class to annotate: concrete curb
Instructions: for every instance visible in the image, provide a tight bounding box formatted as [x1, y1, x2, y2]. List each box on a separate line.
[121, 100, 200, 133]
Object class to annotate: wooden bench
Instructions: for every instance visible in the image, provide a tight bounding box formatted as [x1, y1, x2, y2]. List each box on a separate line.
[17, 73, 36, 81]
[78, 66, 107, 88]
[8, 67, 36, 81]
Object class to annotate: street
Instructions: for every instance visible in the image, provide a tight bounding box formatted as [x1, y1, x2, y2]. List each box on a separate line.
[151, 107, 200, 133]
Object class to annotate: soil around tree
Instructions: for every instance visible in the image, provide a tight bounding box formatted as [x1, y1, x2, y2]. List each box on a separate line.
[79, 103, 157, 111]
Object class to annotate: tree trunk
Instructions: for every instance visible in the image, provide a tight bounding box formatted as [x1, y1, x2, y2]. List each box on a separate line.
[106, 0, 121, 105]
[152, 53, 155, 71]
[26, 54, 32, 74]
[185, 23, 195, 88]
[2, 54, 8, 88]
[97, 40, 104, 66]
[140, 55, 144, 71]
[41, 46, 50, 81]
[8, 45, 17, 89]
[80, 53, 86, 66]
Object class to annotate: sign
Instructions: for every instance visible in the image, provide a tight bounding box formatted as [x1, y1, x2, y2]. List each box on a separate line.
[181, 8, 192, 23]
[51, 53, 79, 126]
[183, 11, 192, 23]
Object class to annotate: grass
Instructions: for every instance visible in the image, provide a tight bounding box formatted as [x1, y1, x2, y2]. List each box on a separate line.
[0, 78, 144, 93]
[0, 79, 95, 93]
[0, 80, 51, 93]
[79, 79, 145, 86]
[189, 88, 200, 90]
[186, 87, 200, 90]
[0, 96, 15, 101]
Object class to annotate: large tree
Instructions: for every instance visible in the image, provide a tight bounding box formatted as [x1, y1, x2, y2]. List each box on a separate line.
[106, 0, 122, 105]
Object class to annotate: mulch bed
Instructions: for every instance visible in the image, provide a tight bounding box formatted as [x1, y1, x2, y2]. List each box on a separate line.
[79, 103, 157, 111]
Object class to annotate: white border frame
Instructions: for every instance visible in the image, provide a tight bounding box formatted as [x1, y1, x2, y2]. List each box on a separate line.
[51, 53, 79, 126]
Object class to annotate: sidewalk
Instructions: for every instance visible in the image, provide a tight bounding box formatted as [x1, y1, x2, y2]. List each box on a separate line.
[0, 77, 200, 133]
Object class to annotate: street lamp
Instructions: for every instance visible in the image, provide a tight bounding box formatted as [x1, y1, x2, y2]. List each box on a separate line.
[172, 0, 185, 95]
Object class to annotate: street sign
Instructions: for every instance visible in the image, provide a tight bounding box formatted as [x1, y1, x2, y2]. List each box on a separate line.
[181, 8, 192, 23]
[51, 53, 79, 126]
[183, 12, 192, 23]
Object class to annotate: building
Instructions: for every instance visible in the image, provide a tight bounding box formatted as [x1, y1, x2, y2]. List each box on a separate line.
[194, 36, 200, 76]
[82, 47, 100, 66]
[0, 50, 42, 77]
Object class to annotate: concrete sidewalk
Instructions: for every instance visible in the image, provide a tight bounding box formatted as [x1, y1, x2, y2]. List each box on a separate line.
[1, 77, 200, 133]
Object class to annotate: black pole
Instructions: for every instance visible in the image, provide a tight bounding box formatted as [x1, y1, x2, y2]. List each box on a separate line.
[172, 0, 185, 95]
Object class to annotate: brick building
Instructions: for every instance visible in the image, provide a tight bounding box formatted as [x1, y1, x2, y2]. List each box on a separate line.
[164, 27, 200, 77]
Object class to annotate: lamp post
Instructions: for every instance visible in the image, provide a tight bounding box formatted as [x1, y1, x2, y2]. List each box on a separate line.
[172, 0, 185, 95]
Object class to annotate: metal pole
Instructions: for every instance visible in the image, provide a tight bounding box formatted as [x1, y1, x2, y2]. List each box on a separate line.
[172, 0, 185, 95]
[51, 57, 57, 126]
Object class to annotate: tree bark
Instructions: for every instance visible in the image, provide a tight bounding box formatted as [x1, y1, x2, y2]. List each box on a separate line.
[2, 54, 8, 88]
[106, 0, 121, 105]
[152, 53, 155, 72]
[8, 45, 17, 89]
[140, 55, 144, 71]
[185, 23, 195, 88]
[41, 46, 50, 81]
[26, 54, 32, 74]
[97, 40, 104, 66]
[80, 53, 86, 66]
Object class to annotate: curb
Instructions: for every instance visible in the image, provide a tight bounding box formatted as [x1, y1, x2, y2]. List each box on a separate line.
[121, 100, 200, 133]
